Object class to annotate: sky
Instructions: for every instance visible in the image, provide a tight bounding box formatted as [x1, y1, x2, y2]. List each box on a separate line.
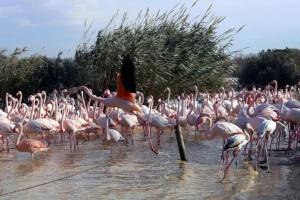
[0, 0, 299, 57]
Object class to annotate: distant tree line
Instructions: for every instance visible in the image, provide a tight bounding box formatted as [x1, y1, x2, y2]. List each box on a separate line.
[0, 49, 85, 102]
[233, 48, 300, 89]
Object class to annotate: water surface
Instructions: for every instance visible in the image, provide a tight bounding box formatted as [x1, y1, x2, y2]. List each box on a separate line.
[0, 132, 299, 199]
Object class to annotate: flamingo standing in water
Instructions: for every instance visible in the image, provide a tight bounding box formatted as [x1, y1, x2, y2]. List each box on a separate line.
[117, 109, 139, 144]
[221, 129, 250, 182]
[14, 123, 49, 159]
[199, 116, 247, 181]
[143, 96, 169, 145]
[104, 108, 125, 153]
[0, 121, 15, 152]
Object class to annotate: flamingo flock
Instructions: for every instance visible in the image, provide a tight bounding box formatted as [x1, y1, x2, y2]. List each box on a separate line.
[0, 55, 300, 183]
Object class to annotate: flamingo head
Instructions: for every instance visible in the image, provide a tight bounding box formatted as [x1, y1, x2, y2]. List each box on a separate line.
[108, 118, 117, 128]
[164, 87, 170, 93]
[36, 93, 42, 98]
[103, 89, 111, 97]
[28, 95, 35, 102]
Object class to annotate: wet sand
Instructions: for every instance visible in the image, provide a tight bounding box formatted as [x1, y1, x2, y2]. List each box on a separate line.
[0, 132, 299, 200]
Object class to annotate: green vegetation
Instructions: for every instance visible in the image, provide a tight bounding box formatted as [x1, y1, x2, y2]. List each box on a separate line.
[75, 3, 240, 97]
[234, 48, 300, 89]
[0, 49, 84, 101]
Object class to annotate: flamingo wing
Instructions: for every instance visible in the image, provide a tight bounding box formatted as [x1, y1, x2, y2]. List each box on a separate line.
[23, 139, 48, 149]
[224, 134, 246, 150]
[117, 55, 136, 103]
[214, 122, 244, 137]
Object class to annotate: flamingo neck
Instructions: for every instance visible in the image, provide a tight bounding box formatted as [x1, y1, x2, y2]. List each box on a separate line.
[29, 100, 35, 120]
[16, 125, 24, 146]
[105, 109, 110, 140]
[194, 89, 198, 109]
[38, 96, 43, 118]
[203, 117, 213, 139]
[148, 100, 153, 122]
[187, 105, 194, 119]
[92, 101, 98, 120]
[5, 93, 8, 111]
[78, 86, 105, 103]
[17, 93, 22, 109]
[166, 89, 170, 107]
[243, 128, 251, 142]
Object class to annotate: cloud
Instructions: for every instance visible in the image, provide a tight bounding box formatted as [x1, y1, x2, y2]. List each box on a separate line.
[24, 0, 110, 28]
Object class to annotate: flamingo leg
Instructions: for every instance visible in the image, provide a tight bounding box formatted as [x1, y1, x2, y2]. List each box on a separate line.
[295, 127, 299, 158]
[248, 133, 253, 160]
[111, 143, 113, 154]
[117, 142, 122, 153]
[1, 139, 4, 152]
[69, 133, 72, 151]
[146, 122, 158, 154]
[261, 135, 269, 164]
[157, 128, 160, 146]
[255, 139, 261, 171]
[131, 128, 134, 144]
[220, 150, 237, 183]
[131, 112, 158, 154]
[286, 123, 296, 153]
[269, 134, 275, 156]
[265, 144, 271, 173]
[218, 139, 226, 174]
[73, 133, 77, 151]
[6, 138, 9, 153]
[235, 151, 239, 179]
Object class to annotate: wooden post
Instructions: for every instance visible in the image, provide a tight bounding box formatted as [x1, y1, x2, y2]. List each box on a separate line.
[175, 124, 188, 161]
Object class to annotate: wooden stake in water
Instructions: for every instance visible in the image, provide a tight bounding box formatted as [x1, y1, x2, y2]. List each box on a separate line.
[175, 124, 188, 161]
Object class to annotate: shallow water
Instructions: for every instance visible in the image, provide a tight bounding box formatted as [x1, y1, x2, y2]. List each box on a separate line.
[0, 132, 299, 200]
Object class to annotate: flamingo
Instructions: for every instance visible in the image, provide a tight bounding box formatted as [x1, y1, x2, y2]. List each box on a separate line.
[14, 123, 49, 159]
[254, 119, 277, 172]
[117, 109, 139, 144]
[186, 104, 199, 136]
[64, 55, 158, 154]
[104, 109, 125, 153]
[60, 98, 90, 151]
[280, 98, 300, 155]
[176, 96, 188, 132]
[220, 129, 250, 182]
[0, 121, 15, 152]
[246, 93, 279, 120]
[65, 56, 142, 113]
[143, 96, 169, 145]
[199, 116, 246, 177]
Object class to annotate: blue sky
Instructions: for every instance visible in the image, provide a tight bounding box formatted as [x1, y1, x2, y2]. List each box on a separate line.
[0, 0, 299, 57]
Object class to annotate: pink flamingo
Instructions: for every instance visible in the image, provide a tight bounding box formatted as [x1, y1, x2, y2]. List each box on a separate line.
[0, 121, 15, 152]
[65, 55, 158, 154]
[199, 116, 246, 180]
[221, 129, 250, 182]
[117, 109, 139, 144]
[14, 123, 49, 159]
